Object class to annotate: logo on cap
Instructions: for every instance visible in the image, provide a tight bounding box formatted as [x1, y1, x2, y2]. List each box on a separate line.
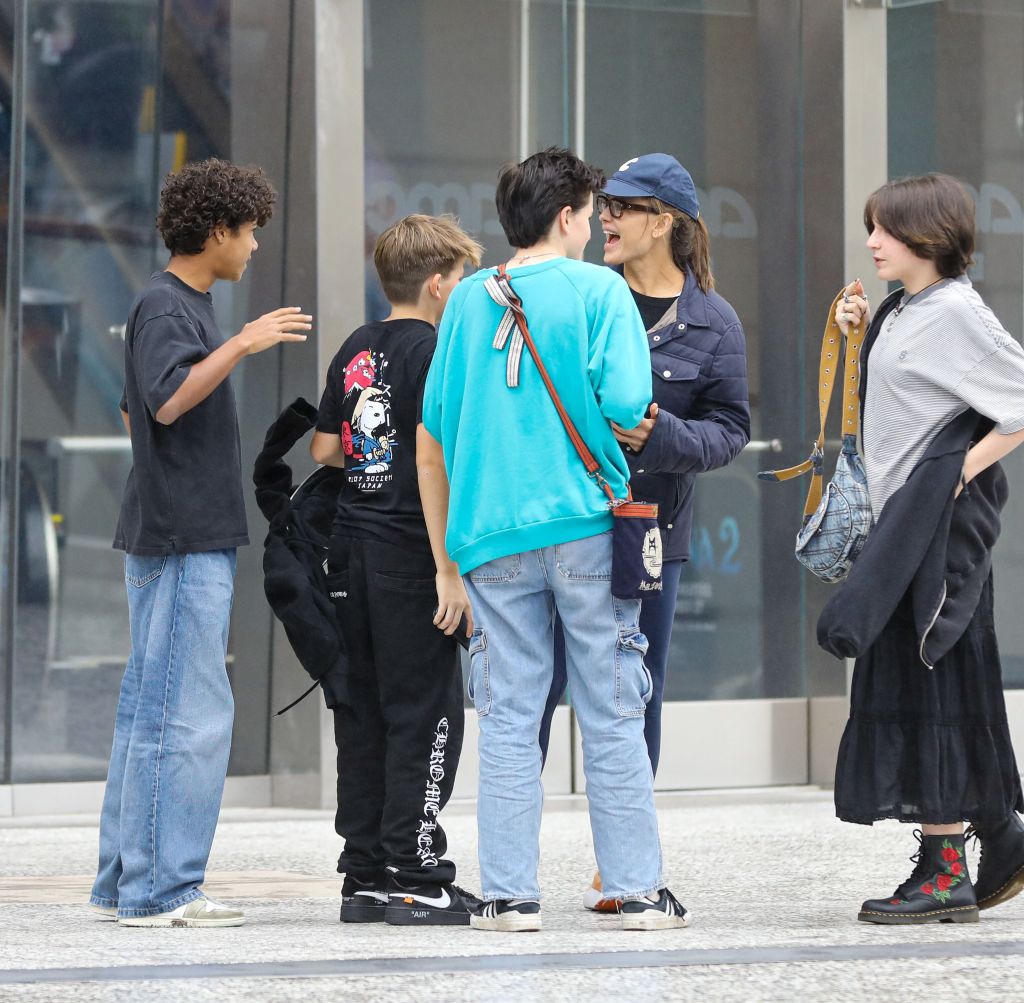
[618, 158, 639, 172]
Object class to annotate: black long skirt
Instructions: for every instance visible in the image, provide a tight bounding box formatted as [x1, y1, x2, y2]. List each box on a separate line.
[834, 575, 1024, 825]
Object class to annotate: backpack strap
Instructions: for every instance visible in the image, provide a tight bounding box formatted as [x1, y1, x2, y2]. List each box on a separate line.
[758, 289, 866, 518]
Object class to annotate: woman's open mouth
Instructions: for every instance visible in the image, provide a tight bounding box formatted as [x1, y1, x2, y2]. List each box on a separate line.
[604, 231, 621, 249]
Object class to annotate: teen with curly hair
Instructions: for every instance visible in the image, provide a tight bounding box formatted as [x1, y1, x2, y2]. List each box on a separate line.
[89, 159, 311, 928]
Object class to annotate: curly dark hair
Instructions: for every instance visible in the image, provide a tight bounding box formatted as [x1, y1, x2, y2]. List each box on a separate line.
[156, 158, 277, 256]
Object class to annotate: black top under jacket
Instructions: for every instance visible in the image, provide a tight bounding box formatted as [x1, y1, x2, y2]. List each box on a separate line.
[817, 291, 1007, 667]
[253, 398, 348, 709]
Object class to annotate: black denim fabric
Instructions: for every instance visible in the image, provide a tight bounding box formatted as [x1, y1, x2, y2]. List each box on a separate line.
[328, 535, 465, 886]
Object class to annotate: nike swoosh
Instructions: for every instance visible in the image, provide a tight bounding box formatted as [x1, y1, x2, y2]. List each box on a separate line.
[352, 890, 388, 902]
[389, 888, 451, 908]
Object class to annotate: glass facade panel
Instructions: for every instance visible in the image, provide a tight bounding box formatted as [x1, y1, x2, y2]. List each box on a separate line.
[585, 0, 806, 700]
[5, 0, 292, 781]
[887, 0, 1024, 688]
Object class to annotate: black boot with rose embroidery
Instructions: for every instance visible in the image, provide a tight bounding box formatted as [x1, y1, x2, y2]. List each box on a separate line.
[858, 831, 979, 925]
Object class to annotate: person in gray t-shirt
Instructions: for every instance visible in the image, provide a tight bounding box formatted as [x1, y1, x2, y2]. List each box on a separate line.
[834, 173, 1024, 926]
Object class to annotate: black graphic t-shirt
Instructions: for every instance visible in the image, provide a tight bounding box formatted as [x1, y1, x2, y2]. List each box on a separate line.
[316, 319, 436, 551]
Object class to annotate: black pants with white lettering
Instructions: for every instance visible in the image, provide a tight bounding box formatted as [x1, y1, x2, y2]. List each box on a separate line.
[327, 535, 464, 886]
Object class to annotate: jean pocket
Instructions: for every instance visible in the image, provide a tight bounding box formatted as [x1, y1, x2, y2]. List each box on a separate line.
[468, 553, 521, 584]
[467, 629, 491, 717]
[555, 530, 612, 581]
[373, 570, 436, 593]
[614, 628, 653, 718]
[125, 556, 167, 589]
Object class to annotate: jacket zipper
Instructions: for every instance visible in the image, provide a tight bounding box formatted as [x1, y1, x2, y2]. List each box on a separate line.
[918, 580, 947, 670]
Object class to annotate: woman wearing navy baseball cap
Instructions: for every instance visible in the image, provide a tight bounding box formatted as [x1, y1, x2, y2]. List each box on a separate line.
[539, 153, 752, 911]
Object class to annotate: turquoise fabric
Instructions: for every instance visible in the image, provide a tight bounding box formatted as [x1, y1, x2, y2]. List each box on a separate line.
[422, 258, 652, 575]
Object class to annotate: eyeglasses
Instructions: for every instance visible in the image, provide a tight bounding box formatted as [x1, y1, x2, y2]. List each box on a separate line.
[595, 194, 663, 219]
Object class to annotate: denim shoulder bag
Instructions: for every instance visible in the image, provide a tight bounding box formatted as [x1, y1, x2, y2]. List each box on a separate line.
[758, 289, 872, 584]
[486, 265, 663, 600]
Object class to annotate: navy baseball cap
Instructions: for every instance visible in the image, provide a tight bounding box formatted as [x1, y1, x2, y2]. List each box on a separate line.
[603, 154, 700, 220]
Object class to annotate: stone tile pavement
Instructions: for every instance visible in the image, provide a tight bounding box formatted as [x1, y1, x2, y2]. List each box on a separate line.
[1, 790, 1023, 1002]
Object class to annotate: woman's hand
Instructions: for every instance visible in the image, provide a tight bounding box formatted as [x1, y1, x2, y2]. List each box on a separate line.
[612, 402, 660, 452]
[433, 568, 473, 639]
[836, 279, 870, 336]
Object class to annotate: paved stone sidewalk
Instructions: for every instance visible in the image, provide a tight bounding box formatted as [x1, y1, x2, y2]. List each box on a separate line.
[1, 791, 1023, 1002]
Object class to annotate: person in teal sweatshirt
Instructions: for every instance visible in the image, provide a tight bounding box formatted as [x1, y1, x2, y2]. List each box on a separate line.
[421, 147, 689, 933]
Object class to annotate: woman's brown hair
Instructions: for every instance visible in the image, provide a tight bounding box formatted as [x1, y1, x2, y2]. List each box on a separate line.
[864, 173, 975, 278]
[652, 199, 715, 293]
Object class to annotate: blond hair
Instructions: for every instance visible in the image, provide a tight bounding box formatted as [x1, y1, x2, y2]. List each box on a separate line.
[374, 214, 484, 305]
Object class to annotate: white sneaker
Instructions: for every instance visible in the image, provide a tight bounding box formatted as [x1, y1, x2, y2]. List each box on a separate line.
[88, 903, 117, 922]
[118, 895, 245, 928]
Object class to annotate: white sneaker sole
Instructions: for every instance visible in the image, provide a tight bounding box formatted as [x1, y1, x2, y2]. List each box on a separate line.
[119, 913, 245, 928]
[470, 913, 542, 932]
[620, 911, 690, 931]
[88, 904, 117, 922]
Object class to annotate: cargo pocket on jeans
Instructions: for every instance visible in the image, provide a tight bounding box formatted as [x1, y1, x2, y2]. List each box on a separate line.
[614, 628, 653, 718]
[467, 629, 491, 717]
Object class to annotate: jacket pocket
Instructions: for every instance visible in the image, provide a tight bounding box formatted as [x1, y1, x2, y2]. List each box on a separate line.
[652, 357, 701, 384]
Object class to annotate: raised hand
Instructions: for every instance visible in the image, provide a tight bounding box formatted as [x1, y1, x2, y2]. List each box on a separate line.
[238, 307, 312, 355]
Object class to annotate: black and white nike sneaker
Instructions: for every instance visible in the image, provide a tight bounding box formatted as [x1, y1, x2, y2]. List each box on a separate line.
[470, 898, 542, 932]
[384, 879, 482, 926]
[340, 875, 388, 923]
[619, 888, 689, 930]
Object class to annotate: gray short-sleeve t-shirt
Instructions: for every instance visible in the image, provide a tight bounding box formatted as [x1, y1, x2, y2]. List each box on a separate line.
[862, 276, 1024, 519]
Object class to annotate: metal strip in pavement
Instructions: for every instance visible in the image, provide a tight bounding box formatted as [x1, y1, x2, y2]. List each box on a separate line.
[3, 940, 1024, 985]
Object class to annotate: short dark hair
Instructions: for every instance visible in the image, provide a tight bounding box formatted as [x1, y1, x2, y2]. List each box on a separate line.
[864, 173, 975, 278]
[374, 214, 483, 305]
[157, 158, 276, 256]
[495, 147, 605, 248]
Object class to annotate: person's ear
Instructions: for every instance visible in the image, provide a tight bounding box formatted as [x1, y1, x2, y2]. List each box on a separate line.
[428, 273, 443, 299]
[212, 225, 229, 245]
[559, 205, 573, 234]
[652, 213, 673, 240]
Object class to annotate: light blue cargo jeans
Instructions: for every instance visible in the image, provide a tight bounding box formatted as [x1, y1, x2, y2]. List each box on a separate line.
[90, 549, 236, 918]
[464, 530, 664, 901]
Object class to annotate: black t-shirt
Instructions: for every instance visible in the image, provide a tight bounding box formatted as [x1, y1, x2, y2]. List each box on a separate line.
[316, 319, 436, 551]
[632, 288, 679, 332]
[113, 272, 248, 555]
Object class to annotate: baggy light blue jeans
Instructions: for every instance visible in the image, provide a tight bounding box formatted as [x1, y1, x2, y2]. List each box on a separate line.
[464, 531, 664, 901]
[90, 549, 236, 918]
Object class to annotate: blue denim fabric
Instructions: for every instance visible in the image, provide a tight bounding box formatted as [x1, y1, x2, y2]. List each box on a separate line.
[90, 549, 237, 918]
[540, 559, 684, 777]
[464, 531, 664, 901]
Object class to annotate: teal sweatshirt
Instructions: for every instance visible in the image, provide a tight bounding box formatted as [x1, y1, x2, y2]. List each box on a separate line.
[422, 257, 652, 575]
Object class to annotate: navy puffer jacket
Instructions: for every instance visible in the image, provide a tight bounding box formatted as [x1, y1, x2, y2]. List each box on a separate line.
[622, 266, 751, 561]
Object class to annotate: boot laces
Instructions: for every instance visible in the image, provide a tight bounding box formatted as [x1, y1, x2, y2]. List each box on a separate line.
[895, 829, 930, 896]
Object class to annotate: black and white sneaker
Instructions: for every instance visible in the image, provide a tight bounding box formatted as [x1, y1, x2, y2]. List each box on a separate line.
[340, 875, 388, 923]
[619, 888, 689, 930]
[470, 898, 542, 932]
[384, 879, 482, 926]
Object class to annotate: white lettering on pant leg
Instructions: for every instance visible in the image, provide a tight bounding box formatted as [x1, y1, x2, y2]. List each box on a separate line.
[414, 718, 450, 869]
